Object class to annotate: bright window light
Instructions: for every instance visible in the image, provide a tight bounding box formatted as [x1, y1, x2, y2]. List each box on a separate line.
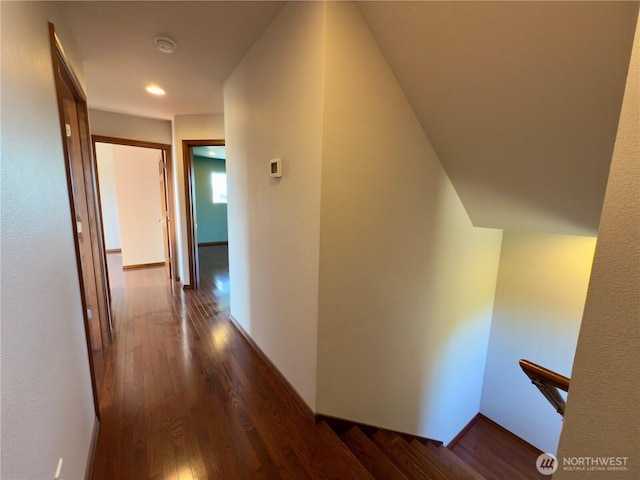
[211, 173, 227, 204]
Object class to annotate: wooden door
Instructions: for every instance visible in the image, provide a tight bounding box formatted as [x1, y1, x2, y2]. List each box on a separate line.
[51, 22, 111, 414]
[62, 95, 102, 351]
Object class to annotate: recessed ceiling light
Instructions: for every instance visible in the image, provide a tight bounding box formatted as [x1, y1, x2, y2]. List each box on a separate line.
[146, 85, 165, 95]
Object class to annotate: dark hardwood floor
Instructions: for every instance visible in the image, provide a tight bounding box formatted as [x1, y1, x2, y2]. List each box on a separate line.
[92, 246, 371, 480]
[449, 415, 546, 480]
[92, 246, 546, 480]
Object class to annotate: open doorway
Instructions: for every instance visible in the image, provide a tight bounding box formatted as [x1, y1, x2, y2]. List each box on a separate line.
[92, 137, 176, 294]
[182, 139, 227, 292]
[192, 145, 230, 304]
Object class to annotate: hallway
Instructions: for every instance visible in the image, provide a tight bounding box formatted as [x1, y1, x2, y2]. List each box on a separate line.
[91, 245, 370, 480]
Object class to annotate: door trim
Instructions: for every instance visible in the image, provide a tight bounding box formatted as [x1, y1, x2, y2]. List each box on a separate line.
[91, 135, 176, 281]
[49, 22, 103, 417]
[182, 139, 225, 289]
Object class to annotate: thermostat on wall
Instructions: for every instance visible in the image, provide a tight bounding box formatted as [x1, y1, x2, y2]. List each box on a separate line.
[270, 158, 283, 178]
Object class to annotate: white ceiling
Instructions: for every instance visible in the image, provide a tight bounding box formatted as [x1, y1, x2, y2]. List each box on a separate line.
[58, 1, 286, 120]
[58, 1, 638, 235]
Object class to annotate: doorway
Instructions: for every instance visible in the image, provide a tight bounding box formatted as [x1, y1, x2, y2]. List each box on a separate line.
[182, 139, 226, 289]
[50, 23, 111, 415]
[92, 137, 176, 285]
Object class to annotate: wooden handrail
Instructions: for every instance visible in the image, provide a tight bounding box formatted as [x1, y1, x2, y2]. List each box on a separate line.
[519, 359, 570, 416]
[519, 359, 569, 392]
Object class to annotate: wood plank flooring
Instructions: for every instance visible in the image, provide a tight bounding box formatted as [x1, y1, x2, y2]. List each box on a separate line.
[449, 415, 546, 480]
[91, 246, 371, 480]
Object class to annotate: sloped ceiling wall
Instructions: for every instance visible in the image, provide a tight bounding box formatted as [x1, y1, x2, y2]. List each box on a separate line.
[359, 1, 639, 235]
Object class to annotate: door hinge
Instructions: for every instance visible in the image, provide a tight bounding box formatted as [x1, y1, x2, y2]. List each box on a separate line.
[87, 309, 93, 320]
[76, 220, 82, 234]
[65, 124, 72, 137]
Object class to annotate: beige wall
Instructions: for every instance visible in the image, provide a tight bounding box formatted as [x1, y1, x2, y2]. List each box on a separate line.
[556, 13, 639, 480]
[316, 2, 503, 443]
[224, 2, 326, 409]
[481, 231, 596, 453]
[223, 1, 507, 441]
[171, 114, 225, 285]
[0, 2, 96, 478]
[89, 108, 172, 145]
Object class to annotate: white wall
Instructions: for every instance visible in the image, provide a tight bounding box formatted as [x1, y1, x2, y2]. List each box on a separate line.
[480, 231, 596, 453]
[224, 2, 326, 410]
[172, 114, 224, 285]
[89, 108, 172, 145]
[556, 13, 639, 479]
[316, 2, 503, 444]
[95, 142, 122, 250]
[110, 144, 165, 267]
[0, 3, 97, 479]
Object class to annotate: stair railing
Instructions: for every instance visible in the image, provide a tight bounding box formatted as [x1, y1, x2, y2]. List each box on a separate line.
[519, 359, 570, 416]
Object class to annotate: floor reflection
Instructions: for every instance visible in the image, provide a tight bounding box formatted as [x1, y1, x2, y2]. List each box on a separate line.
[198, 244, 230, 310]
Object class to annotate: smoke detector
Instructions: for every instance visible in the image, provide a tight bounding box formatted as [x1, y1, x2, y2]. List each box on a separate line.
[155, 36, 177, 54]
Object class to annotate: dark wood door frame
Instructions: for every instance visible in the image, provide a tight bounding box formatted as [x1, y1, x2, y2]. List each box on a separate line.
[182, 139, 225, 289]
[91, 136, 176, 282]
[50, 23, 107, 418]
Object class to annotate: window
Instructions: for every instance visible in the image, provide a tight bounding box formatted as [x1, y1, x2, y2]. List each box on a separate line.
[211, 173, 227, 204]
